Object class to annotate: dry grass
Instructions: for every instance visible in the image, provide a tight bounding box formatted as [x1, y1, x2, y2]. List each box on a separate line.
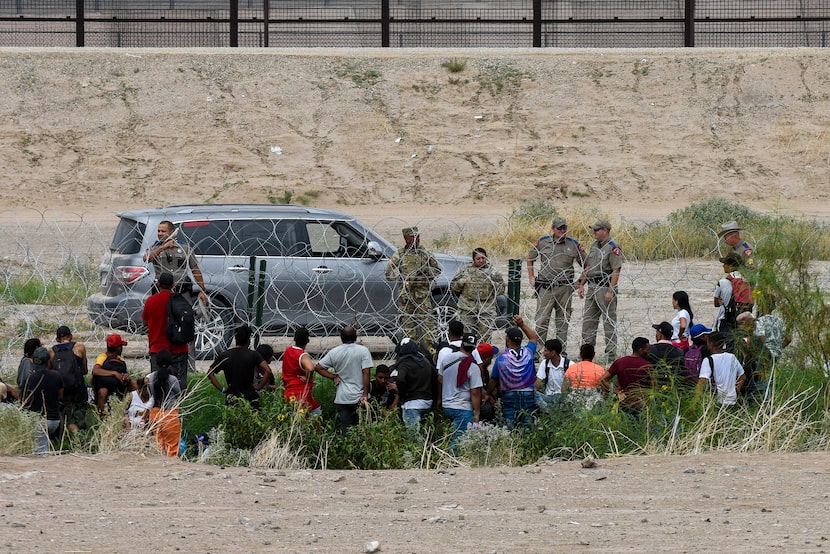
[0, 405, 40, 455]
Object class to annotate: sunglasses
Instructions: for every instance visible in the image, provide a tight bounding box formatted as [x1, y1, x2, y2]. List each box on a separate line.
[555, 225, 568, 231]
[592, 227, 604, 233]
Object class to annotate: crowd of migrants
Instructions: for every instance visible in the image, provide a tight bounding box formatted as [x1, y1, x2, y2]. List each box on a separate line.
[1, 219, 790, 457]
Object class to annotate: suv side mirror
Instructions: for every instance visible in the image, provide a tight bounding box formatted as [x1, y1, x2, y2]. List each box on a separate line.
[366, 241, 384, 260]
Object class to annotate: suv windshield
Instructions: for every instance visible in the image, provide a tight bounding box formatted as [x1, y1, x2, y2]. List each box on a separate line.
[110, 218, 146, 254]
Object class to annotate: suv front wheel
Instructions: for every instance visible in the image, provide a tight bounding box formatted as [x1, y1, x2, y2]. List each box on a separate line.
[193, 297, 234, 359]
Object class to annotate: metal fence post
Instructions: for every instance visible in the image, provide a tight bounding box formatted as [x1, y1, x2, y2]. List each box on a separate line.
[76, 0, 85, 47]
[247, 256, 256, 323]
[254, 259, 266, 347]
[533, 0, 542, 48]
[507, 259, 522, 317]
[381, 0, 390, 47]
[684, 0, 695, 47]
[263, 0, 269, 47]
[230, 0, 239, 47]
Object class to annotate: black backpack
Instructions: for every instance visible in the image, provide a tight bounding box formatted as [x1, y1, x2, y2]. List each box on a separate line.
[167, 292, 196, 345]
[52, 342, 83, 393]
[543, 357, 570, 385]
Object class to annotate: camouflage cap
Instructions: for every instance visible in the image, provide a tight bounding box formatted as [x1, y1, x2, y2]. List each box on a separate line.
[552, 216, 567, 229]
[402, 226, 420, 237]
[592, 219, 612, 231]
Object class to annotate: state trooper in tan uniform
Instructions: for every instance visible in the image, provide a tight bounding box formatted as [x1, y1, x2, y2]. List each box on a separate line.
[527, 216, 585, 352]
[576, 219, 623, 363]
[718, 220, 754, 267]
[385, 226, 442, 343]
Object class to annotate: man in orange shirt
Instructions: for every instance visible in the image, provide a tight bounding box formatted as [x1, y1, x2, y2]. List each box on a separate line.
[562, 343, 605, 409]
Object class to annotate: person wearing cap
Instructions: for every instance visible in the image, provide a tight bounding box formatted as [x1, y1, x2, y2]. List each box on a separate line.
[441, 333, 483, 450]
[23, 347, 64, 454]
[647, 321, 685, 385]
[697, 332, 746, 407]
[718, 221, 754, 267]
[576, 219, 623, 363]
[49, 325, 89, 432]
[713, 253, 752, 333]
[488, 314, 539, 428]
[144, 220, 209, 375]
[435, 319, 465, 371]
[385, 226, 442, 344]
[92, 334, 131, 417]
[600, 337, 655, 416]
[473, 342, 499, 421]
[451, 247, 505, 343]
[394, 337, 436, 432]
[527, 216, 586, 350]
[683, 324, 712, 384]
[534, 338, 570, 411]
[142, 271, 189, 392]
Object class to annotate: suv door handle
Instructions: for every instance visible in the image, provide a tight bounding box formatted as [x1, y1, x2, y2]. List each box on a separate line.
[312, 266, 331, 274]
[227, 265, 248, 272]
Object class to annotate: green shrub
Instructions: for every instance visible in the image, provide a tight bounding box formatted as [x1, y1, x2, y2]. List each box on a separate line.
[442, 58, 467, 73]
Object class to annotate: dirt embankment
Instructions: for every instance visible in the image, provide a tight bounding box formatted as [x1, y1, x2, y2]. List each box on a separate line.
[1, 48, 829, 224]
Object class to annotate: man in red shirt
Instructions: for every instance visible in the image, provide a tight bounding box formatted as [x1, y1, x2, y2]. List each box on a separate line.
[600, 336, 654, 415]
[142, 272, 189, 390]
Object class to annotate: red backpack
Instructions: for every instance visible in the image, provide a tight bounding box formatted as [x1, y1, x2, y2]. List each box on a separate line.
[724, 274, 753, 323]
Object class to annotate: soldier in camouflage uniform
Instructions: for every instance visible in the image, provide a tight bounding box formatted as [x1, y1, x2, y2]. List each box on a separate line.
[451, 247, 505, 343]
[576, 219, 623, 363]
[385, 227, 442, 343]
[527, 216, 586, 351]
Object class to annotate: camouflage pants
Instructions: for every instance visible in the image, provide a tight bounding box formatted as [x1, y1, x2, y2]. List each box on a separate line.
[397, 294, 436, 344]
[458, 308, 497, 344]
[581, 284, 618, 363]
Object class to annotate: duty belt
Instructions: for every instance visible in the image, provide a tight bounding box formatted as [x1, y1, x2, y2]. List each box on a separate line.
[535, 277, 573, 290]
[586, 274, 612, 286]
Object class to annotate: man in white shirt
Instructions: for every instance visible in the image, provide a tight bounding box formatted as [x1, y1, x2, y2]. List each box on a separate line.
[314, 326, 373, 434]
[534, 338, 569, 411]
[698, 332, 746, 406]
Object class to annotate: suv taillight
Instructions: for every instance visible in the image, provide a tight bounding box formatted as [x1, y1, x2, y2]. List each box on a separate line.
[115, 266, 149, 285]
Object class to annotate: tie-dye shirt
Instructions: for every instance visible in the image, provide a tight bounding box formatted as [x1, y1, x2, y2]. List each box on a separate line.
[492, 342, 538, 391]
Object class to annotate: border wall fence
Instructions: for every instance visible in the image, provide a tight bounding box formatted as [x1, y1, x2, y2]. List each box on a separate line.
[1, 1, 829, 49]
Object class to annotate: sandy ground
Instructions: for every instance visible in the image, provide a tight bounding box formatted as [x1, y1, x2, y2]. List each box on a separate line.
[1, 451, 829, 552]
[1, 48, 830, 550]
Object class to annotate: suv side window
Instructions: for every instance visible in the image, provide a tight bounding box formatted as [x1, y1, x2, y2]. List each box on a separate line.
[275, 220, 311, 257]
[181, 220, 231, 256]
[230, 220, 284, 257]
[306, 221, 372, 258]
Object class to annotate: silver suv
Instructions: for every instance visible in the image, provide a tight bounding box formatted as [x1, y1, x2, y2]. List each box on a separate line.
[87, 204, 473, 357]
